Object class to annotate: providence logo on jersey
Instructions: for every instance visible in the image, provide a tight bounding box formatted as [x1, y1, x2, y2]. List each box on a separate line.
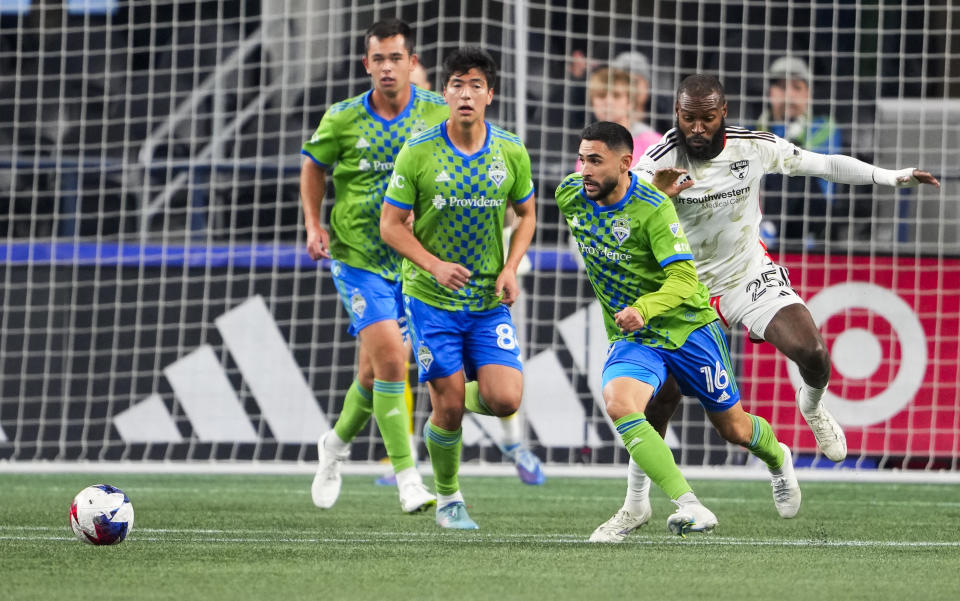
[359, 158, 394, 172]
[430, 194, 506, 210]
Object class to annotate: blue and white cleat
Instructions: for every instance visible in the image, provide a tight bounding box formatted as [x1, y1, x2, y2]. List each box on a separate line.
[666, 499, 717, 538]
[436, 501, 479, 530]
[503, 444, 546, 486]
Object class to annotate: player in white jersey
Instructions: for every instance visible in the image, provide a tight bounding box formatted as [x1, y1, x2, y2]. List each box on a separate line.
[590, 74, 939, 541]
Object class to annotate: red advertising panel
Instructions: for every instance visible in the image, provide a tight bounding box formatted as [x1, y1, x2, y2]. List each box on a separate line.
[738, 253, 960, 458]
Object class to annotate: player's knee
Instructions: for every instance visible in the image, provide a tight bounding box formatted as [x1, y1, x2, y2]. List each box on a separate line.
[371, 356, 407, 382]
[480, 392, 522, 417]
[796, 340, 831, 379]
[430, 404, 464, 431]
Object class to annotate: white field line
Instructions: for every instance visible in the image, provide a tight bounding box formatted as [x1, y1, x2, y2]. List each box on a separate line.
[3, 461, 960, 484]
[3, 526, 960, 548]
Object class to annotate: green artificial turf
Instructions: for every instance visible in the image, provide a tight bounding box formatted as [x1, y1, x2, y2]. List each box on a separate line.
[2, 473, 958, 601]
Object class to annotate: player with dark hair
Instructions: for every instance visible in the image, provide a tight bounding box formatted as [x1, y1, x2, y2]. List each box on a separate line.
[381, 47, 538, 529]
[300, 18, 443, 515]
[591, 73, 940, 541]
[559, 121, 800, 540]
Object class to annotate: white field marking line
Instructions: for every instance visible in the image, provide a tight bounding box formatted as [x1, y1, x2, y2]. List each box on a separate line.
[4, 533, 960, 548]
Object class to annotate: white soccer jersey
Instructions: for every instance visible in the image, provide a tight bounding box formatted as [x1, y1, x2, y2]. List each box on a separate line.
[634, 126, 805, 296]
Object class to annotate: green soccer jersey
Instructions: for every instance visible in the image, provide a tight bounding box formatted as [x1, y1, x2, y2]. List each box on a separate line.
[301, 85, 448, 280]
[556, 172, 717, 348]
[385, 121, 535, 311]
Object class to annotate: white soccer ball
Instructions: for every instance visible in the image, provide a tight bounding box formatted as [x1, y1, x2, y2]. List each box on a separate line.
[69, 484, 135, 545]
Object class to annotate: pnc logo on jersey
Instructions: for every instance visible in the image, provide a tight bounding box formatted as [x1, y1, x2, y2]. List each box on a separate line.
[355, 137, 370, 150]
[488, 158, 508, 188]
[730, 160, 749, 180]
[431, 194, 447, 210]
[434, 171, 452, 183]
[611, 217, 631, 245]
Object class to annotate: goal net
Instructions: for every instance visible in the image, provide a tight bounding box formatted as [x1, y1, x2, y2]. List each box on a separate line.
[1, 0, 957, 478]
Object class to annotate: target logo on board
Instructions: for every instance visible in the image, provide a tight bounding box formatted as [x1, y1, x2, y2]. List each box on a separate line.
[787, 282, 928, 427]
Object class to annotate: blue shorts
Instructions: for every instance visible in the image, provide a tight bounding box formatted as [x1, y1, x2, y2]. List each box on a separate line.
[403, 295, 523, 383]
[330, 260, 406, 338]
[601, 321, 740, 412]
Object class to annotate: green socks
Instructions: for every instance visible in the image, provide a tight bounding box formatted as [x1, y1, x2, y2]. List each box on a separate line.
[332, 380, 373, 443]
[464, 380, 496, 416]
[373, 379, 415, 472]
[744, 414, 785, 471]
[615, 412, 692, 500]
[425, 421, 462, 495]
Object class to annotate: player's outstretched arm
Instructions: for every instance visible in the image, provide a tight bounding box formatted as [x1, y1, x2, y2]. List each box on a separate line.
[300, 159, 330, 260]
[497, 195, 537, 306]
[795, 149, 941, 189]
[380, 203, 471, 291]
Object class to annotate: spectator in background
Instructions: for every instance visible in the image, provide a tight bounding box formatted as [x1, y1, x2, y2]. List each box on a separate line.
[410, 62, 431, 90]
[755, 57, 843, 248]
[583, 66, 660, 168]
[611, 51, 661, 150]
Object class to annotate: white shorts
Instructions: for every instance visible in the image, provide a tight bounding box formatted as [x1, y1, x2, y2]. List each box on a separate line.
[710, 258, 805, 341]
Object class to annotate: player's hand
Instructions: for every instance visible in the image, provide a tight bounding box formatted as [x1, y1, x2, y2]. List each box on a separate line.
[431, 261, 471, 291]
[651, 168, 695, 197]
[909, 169, 940, 188]
[614, 307, 645, 333]
[495, 268, 520, 306]
[305, 226, 331, 260]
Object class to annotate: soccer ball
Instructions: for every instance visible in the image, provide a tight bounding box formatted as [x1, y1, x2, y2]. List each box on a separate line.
[69, 484, 134, 545]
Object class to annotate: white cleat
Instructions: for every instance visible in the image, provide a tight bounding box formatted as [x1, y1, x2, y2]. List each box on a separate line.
[589, 503, 652, 543]
[311, 431, 348, 509]
[666, 499, 718, 537]
[771, 442, 802, 519]
[398, 480, 436, 514]
[798, 387, 847, 462]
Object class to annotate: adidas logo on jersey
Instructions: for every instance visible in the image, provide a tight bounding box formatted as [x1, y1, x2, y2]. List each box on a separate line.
[435, 171, 452, 183]
[355, 137, 370, 149]
[717, 391, 731, 403]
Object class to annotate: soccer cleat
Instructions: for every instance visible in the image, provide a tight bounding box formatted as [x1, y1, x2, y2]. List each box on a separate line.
[398, 480, 436, 514]
[435, 501, 479, 530]
[797, 387, 847, 462]
[589, 503, 652, 543]
[503, 444, 546, 486]
[771, 442, 801, 518]
[311, 431, 348, 509]
[666, 499, 718, 537]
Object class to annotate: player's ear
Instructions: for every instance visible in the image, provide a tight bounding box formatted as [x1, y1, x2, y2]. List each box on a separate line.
[721, 102, 728, 118]
[486, 87, 494, 105]
[410, 53, 419, 69]
[621, 152, 633, 173]
[362, 55, 370, 74]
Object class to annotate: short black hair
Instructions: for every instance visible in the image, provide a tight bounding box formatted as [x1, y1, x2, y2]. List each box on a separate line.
[580, 121, 634, 154]
[676, 74, 726, 105]
[441, 47, 498, 90]
[365, 19, 414, 55]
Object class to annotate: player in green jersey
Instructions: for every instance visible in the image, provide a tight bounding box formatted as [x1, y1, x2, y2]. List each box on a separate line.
[300, 19, 444, 515]
[381, 47, 538, 529]
[556, 122, 800, 540]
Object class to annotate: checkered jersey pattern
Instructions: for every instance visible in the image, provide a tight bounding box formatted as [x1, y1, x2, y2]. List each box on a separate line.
[301, 85, 448, 280]
[386, 121, 534, 311]
[555, 172, 716, 349]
